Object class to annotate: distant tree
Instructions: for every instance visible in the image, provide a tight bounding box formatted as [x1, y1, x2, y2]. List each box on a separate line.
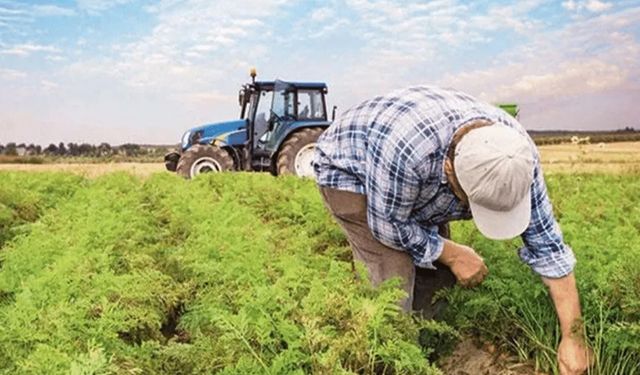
[5, 142, 17, 156]
[78, 143, 95, 156]
[26, 143, 37, 156]
[58, 142, 67, 156]
[67, 143, 79, 156]
[97, 143, 112, 157]
[45, 144, 59, 155]
[0, 144, 4, 154]
[119, 143, 140, 157]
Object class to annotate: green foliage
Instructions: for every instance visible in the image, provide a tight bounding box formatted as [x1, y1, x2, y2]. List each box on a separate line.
[444, 173, 640, 374]
[0, 172, 442, 374]
[0, 171, 637, 374]
[0, 172, 85, 247]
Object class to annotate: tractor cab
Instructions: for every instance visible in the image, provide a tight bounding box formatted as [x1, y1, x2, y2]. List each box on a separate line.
[244, 80, 329, 173]
[165, 70, 332, 179]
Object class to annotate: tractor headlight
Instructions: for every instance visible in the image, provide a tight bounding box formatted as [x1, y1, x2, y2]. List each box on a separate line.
[181, 131, 191, 148]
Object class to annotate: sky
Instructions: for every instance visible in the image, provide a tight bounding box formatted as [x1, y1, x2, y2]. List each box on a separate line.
[0, 0, 639, 145]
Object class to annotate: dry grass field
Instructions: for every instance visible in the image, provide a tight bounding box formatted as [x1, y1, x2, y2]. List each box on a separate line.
[539, 141, 640, 173]
[0, 142, 637, 176]
[0, 162, 164, 177]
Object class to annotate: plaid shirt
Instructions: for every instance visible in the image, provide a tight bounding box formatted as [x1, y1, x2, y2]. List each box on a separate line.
[314, 86, 576, 278]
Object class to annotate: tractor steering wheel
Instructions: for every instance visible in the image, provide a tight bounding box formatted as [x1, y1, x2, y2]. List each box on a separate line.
[269, 109, 282, 122]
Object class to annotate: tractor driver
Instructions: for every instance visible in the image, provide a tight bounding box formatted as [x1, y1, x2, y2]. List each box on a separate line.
[313, 85, 591, 375]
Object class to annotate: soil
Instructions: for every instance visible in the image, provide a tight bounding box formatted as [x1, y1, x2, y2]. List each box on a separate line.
[440, 339, 545, 375]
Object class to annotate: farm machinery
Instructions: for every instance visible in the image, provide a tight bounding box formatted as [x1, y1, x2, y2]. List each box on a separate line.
[165, 70, 332, 179]
[165, 69, 520, 179]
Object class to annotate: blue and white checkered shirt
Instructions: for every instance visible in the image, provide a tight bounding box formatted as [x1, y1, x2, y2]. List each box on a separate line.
[313, 86, 576, 278]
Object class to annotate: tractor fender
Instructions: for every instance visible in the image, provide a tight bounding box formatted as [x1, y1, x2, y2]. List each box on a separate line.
[205, 129, 247, 147]
[184, 119, 247, 150]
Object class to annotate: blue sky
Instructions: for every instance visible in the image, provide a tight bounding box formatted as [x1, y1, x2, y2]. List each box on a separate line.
[1, 0, 639, 145]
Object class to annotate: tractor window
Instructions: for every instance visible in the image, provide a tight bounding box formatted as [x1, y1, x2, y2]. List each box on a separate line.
[297, 90, 326, 120]
[254, 90, 272, 140]
[272, 88, 295, 120]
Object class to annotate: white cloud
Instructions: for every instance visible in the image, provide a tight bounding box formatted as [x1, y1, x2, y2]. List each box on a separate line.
[562, 0, 578, 11]
[563, 0, 613, 13]
[32, 4, 76, 17]
[436, 5, 640, 131]
[585, 0, 613, 12]
[45, 54, 66, 62]
[311, 7, 334, 22]
[40, 79, 60, 92]
[0, 68, 27, 80]
[0, 7, 24, 16]
[0, 43, 61, 56]
[76, 0, 132, 13]
[509, 60, 625, 97]
[0, 3, 75, 34]
[66, 0, 287, 106]
[1, 0, 638, 144]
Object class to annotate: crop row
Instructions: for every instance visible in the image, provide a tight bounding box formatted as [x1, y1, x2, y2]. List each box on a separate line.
[0, 173, 448, 374]
[0, 172, 84, 247]
[0, 171, 638, 374]
[445, 173, 640, 374]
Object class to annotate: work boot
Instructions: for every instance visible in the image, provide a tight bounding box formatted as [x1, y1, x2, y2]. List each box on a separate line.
[412, 223, 456, 319]
[412, 262, 456, 319]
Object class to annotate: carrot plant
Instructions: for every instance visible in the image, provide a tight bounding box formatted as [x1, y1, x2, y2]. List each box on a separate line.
[0, 172, 446, 374]
[0, 171, 637, 374]
[0, 172, 84, 247]
[444, 173, 640, 374]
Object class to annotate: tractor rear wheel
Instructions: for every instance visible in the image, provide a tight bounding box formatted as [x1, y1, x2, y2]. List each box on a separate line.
[176, 144, 235, 179]
[276, 127, 324, 178]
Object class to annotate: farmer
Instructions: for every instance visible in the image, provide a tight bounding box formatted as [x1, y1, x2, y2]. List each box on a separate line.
[313, 86, 591, 375]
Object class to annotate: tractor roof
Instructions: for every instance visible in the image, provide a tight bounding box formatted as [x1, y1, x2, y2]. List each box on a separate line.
[253, 81, 327, 91]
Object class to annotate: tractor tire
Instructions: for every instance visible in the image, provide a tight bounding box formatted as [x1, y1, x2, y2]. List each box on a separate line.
[176, 144, 235, 179]
[276, 127, 324, 178]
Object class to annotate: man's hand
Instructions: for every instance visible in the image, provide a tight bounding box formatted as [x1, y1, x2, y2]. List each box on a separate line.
[558, 336, 592, 375]
[438, 240, 488, 287]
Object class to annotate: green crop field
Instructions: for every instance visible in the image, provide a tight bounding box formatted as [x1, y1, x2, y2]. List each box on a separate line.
[0, 171, 638, 374]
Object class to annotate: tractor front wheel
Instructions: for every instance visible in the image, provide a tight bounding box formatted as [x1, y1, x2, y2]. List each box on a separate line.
[176, 144, 235, 179]
[276, 127, 324, 178]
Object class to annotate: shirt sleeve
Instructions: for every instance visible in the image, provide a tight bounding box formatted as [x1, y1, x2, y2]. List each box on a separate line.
[519, 163, 576, 278]
[365, 150, 444, 269]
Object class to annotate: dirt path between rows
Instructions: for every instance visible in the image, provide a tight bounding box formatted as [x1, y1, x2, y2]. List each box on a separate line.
[440, 339, 544, 375]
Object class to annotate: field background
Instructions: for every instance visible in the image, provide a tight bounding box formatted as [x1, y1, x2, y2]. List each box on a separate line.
[0, 141, 638, 177]
[0, 141, 638, 374]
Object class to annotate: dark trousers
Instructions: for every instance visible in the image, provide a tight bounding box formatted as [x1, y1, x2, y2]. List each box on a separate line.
[319, 186, 456, 318]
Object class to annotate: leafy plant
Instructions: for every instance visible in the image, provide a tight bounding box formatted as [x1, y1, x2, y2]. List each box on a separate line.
[0, 171, 637, 374]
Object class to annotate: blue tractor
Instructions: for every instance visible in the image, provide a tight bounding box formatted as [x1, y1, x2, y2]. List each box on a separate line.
[165, 70, 333, 179]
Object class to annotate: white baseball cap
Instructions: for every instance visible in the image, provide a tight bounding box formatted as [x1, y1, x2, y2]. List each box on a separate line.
[453, 124, 535, 240]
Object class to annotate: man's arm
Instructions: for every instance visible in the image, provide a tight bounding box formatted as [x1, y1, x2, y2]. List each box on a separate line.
[520, 164, 590, 374]
[543, 273, 591, 375]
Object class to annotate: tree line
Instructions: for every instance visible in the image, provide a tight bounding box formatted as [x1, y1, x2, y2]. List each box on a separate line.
[0, 142, 170, 158]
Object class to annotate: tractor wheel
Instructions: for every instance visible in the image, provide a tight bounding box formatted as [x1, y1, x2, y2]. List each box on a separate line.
[176, 144, 235, 179]
[276, 127, 324, 178]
